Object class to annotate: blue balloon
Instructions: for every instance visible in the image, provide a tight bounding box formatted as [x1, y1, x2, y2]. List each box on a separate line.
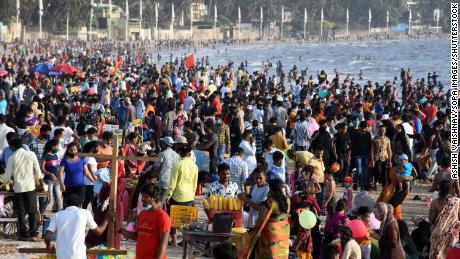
[319, 89, 329, 99]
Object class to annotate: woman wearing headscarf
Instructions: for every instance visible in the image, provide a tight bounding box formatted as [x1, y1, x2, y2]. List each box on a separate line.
[373, 202, 405, 259]
[429, 181, 460, 259]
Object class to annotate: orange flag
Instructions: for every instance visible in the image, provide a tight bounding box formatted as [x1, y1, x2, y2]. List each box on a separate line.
[184, 54, 195, 68]
[115, 60, 123, 72]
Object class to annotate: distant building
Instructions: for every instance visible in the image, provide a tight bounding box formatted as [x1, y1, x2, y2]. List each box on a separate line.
[192, 0, 208, 22]
[93, 3, 124, 29]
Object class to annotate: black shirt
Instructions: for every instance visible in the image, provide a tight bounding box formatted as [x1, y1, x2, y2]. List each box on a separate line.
[334, 132, 350, 155]
[350, 130, 372, 156]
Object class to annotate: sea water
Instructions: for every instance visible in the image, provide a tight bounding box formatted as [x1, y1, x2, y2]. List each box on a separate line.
[161, 38, 450, 86]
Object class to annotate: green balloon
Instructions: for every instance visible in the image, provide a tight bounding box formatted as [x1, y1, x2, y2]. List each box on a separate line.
[299, 210, 317, 229]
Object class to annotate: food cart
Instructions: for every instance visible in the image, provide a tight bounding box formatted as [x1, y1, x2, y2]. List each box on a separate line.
[0, 191, 48, 238]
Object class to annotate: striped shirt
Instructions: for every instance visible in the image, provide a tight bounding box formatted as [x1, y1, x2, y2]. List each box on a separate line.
[291, 121, 310, 148]
[224, 156, 249, 193]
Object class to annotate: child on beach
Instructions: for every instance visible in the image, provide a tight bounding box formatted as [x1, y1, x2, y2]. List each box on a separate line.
[342, 177, 354, 214]
[268, 150, 290, 196]
[397, 154, 417, 194]
[292, 207, 314, 259]
[323, 170, 336, 214]
[356, 206, 373, 259]
[268, 150, 286, 182]
[415, 146, 431, 182]
[290, 161, 305, 214]
[240, 167, 269, 230]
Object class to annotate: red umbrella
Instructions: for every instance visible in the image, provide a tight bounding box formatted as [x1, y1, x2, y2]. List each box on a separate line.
[0, 71, 8, 76]
[50, 64, 78, 75]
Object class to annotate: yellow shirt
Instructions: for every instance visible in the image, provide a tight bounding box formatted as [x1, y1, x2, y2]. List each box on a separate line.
[308, 157, 325, 183]
[393, 119, 403, 126]
[167, 157, 198, 202]
[295, 151, 314, 166]
[270, 133, 289, 150]
[207, 84, 217, 95]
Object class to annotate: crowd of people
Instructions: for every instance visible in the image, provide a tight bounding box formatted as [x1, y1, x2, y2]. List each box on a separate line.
[0, 39, 457, 259]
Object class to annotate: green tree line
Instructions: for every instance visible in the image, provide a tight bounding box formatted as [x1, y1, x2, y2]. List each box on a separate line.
[0, 0, 451, 33]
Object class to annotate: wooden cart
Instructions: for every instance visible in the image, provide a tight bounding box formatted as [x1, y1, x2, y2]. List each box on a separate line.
[0, 191, 48, 238]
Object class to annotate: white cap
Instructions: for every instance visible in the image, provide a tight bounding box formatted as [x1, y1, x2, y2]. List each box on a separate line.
[160, 136, 175, 145]
[175, 136, 188, 144]
[244, 121, 253, 130]
[246, 105, 253, 110]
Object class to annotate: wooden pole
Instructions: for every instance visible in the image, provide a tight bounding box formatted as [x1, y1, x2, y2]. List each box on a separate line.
[76, 152, 158, 162]
[107, 135, 119, 248]
[18, 248, 127, 255]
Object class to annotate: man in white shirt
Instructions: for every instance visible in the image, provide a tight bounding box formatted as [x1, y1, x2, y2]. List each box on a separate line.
[0, 114, 14, 157]
[51, 115, 79, 145]
[45, 194, 113, 259]
[220, 83, 231, 98]
[1, 137, 43, 240]
[184, 92, 196, 115]
[402, 116, 415, 157]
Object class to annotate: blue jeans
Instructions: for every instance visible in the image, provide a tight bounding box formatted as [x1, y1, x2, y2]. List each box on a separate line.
[353, 155, 369, 188]
[217, 145, 226, 164]
[337, 153, 350, 181]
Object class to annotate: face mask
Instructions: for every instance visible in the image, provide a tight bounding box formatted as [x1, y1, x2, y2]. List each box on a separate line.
[216, 119, 222, 124]
[67, 153, 76, 158]
[144, 203, 153, 210]
[52, 148, 60, 154]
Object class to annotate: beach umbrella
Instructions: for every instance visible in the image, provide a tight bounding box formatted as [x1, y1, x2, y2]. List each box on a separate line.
[50, 64, 78, 75]
[0, 71, 8, 76]
[33, 63, 52, 74]
[48, 71, 63, 76]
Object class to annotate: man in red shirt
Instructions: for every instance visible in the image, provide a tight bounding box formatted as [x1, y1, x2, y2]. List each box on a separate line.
[118, 184, 171, 259]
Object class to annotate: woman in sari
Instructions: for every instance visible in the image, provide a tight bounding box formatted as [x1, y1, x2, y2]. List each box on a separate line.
[123, 132, 145, 177]
[256, 178, 290, 259]
[373, 202, 405, 259]
[429, 182, 460, 259]
[377, 166, 408, 220]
